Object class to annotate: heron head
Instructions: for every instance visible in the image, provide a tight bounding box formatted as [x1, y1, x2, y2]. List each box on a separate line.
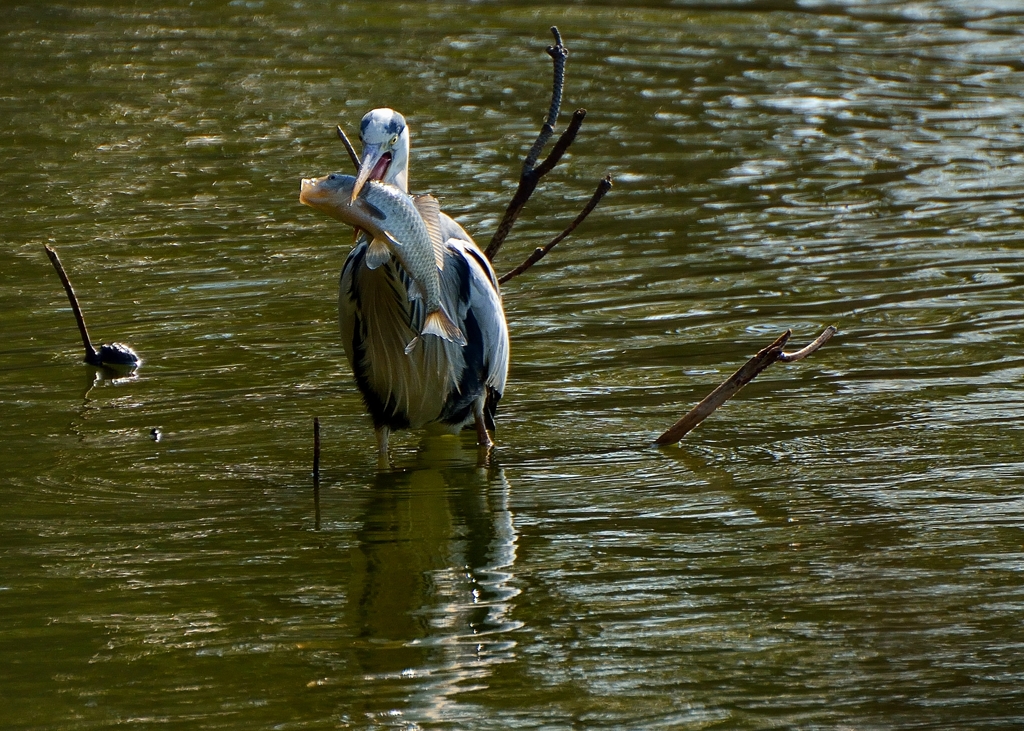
[351, 108, 409, 202]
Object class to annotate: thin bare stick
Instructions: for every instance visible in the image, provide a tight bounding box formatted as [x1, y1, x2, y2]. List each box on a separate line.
[44, 245, 99, 365]
[654, 327, 837, 446]
[499, 175, 612, 284]
[313, 416, 321, 530]
[534, 108, 586, 178]
[336, 125, 360, 170]
[313, 416, 321, 482]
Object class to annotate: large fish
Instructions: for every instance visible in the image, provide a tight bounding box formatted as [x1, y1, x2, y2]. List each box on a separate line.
[299, 173, 466, 351]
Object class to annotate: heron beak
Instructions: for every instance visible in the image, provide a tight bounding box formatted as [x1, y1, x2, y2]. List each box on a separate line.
[351, 144, 392, 202]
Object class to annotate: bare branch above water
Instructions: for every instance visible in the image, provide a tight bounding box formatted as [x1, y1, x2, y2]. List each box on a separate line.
[485, 27, 611, 266]
[654, 326, 837, 446]
[521, 25, 567, 175]
[498, 175, 612, 284]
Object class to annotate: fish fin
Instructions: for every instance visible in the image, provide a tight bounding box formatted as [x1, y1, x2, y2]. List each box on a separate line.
[422, 306, 466, 346]
[403, 336, 420, 356]
[364, 237, 391, 270]
[363, 200, 386, 220]
[406, 278, 424, 301]
[413, 194, 446, 271]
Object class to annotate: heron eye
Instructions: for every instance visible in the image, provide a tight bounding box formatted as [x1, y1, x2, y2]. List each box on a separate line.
[389, 134, 399, 147]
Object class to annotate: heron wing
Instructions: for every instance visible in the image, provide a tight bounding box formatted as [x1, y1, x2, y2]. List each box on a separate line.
[445, 237, 509, 396]
[435, 212, 507, 393]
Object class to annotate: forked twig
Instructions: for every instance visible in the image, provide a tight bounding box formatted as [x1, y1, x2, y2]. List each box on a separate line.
[499, 175, 612, 284]
[336, 125, 360, 170]
[485, 108, 588, 262]
[778, 327, 836, 362]
[654, 326, 837, 446]
[484, 27, 610, 265]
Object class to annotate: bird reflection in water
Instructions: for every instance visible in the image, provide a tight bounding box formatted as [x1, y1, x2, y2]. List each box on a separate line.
[343, 446, 519, 720]
[65, 366, 141, 451]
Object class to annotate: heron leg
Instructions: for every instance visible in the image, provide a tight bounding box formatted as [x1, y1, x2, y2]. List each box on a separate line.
[473, 405, 493, 448]
[374, 426, 391, 466]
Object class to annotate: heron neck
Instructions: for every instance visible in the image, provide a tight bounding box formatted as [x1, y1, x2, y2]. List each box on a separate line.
[390, 167, 409, 193]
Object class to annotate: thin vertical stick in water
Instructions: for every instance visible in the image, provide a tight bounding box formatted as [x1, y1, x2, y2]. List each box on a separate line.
[313, 416, 321, 483]
[313, 416, 321, 531]
[44, 245, 100, 365]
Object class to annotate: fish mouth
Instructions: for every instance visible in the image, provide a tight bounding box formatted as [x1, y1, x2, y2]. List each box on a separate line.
[299, 177, 321, 206]
[300, 175, 341, 208]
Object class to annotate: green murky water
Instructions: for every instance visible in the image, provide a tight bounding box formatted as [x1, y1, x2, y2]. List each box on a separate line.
[4, 1, 1024, 728]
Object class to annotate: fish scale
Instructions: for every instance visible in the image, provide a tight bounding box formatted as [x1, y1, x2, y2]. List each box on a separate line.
[299, 173, 466, 350]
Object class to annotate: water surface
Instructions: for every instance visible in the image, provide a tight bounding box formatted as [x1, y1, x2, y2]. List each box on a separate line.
[3, 1, 1024, 728]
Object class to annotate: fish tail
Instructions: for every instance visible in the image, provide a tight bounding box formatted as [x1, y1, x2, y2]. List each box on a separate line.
[422, 306, 466, 346]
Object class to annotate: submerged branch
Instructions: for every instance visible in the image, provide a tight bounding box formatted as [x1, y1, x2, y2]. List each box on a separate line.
[654, 326, 837, 446]
[498, 175, 612, 284]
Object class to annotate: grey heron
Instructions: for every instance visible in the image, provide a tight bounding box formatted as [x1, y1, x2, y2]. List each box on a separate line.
[339, 108, 510, 458]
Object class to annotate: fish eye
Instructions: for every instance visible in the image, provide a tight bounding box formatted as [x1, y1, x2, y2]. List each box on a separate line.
[327, 173, 339, 181]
